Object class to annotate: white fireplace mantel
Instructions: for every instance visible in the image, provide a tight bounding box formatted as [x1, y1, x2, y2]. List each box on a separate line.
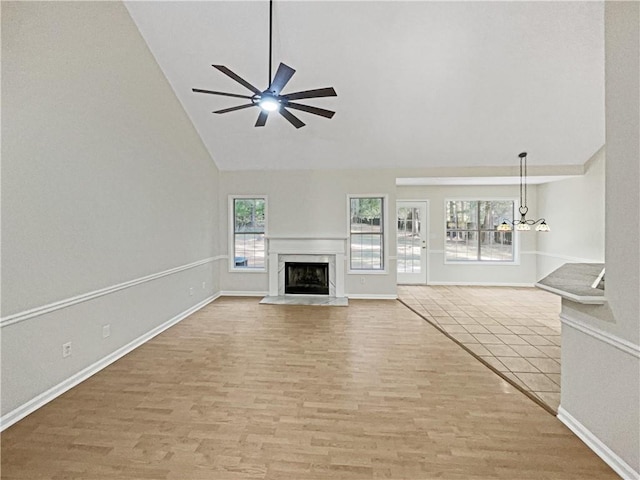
[267, 236, 347, 297]
[267, 236, 347, 255]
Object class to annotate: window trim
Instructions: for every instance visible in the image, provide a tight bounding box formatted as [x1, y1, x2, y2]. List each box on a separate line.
[347, 194, 389, 274]
[228, 194, 268, 273]
[443, 197, 520, 265]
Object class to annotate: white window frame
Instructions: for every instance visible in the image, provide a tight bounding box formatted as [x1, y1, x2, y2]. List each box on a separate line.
[443, 197, 520, 265]
[228, 194, 268, 273]
[347, 194, 389, 274]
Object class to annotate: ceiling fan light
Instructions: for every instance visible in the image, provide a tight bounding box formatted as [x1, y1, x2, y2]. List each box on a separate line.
[516, 223, 531, 231]
[536, 221, 550, 232]
[258, 97, 280, 111]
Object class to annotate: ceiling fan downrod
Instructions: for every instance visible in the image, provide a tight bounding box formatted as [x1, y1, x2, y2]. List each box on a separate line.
[268, 0, 273, 87]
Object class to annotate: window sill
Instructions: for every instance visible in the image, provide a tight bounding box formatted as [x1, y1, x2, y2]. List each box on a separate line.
[348, 269, 388, 275]
[443, 260, 520, 266]
[229, 268, 267, 274]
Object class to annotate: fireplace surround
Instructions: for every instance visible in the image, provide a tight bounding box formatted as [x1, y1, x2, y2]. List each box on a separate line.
[267, 236, 346, 298]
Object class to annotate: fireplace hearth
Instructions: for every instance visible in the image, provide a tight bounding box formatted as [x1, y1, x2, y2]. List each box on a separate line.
[285, 262, 330, 295]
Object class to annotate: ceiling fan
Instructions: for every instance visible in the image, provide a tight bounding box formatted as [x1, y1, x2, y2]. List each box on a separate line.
[192, 0, 337, 129]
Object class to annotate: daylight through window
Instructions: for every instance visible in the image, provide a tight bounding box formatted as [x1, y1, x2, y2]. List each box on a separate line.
[445, 200, 515, 262]
[233, 197, 266, 269]
[350, 197, 384, 270]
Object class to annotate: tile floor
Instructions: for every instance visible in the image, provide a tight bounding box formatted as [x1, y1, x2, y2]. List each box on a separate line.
[398, 285, 562, 412]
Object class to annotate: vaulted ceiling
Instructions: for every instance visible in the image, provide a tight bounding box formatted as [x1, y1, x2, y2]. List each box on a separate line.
[125, 1, 604, 172]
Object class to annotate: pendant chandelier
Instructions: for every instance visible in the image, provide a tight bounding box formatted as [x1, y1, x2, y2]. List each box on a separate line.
[497, 152, 550, 232]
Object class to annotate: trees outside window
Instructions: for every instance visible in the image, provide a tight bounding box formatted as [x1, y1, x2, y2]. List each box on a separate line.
[445, 200, 515, 262]
[350, 197, 384, 270]
[232, 197, 266, 270]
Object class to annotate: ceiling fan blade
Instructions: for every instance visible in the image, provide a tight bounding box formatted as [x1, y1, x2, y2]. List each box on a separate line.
[255, 110, 269, 127]
[279, 107, 305, 129]
[268, 63, 296, 95]
[214, 103, 257, 114]
[192, 88, 254, 100]
[284, 102, 335, 119]
[212, 65, 262, 94]
[282, 87, 337, 101]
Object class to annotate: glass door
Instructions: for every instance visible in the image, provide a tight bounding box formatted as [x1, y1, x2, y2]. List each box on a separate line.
[397, 201, 428, 284]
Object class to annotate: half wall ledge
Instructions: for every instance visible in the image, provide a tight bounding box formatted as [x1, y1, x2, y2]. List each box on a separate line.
[535, 263, 606, 305]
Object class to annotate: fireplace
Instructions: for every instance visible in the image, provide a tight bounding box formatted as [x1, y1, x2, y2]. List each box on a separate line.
[266, 237, 346, 298]
[285, 262, 330, 295]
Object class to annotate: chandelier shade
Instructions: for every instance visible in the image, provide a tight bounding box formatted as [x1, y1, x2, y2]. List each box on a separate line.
[535, 220, 550, 232]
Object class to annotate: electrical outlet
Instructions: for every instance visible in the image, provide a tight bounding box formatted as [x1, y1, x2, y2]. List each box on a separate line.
[62, 342, 72, 358]
[202, 281, 206, 290]
[360, 277, 366, 284]
[102, 324, 111, 339]
[189, 287, 194, 296]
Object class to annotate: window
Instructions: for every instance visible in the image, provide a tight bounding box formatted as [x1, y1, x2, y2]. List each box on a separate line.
[230, 196, 266, 270]
[349, 196, 385, 270]
[445, 200, 515, 262]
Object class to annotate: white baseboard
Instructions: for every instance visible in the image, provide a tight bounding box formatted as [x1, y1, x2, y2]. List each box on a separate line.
[346, 293, 398, 300]
[219, 291, 268, 297]
[0, 294, 219, 432]
[427, 281, 535, 287]
[557, 406, 639, 480]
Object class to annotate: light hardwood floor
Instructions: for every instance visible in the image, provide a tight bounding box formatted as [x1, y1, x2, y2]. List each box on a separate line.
[1, 298, 616, 479]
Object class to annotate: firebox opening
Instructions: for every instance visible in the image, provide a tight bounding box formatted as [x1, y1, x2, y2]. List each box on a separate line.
[285, 262, 330, 295]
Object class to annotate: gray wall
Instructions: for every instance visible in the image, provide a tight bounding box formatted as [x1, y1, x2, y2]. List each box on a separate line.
[1, 2, 221, 419]
[218, 169, 397, 297]
[397, 184, 539, 285]
[536, 148, 605, 279]
[603, 4, 640, 347]
[559, 3, 639, 476]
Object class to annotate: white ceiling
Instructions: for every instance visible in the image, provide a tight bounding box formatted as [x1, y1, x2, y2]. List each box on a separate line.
[125, 1, 605, 172]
